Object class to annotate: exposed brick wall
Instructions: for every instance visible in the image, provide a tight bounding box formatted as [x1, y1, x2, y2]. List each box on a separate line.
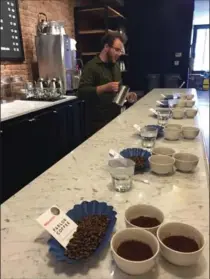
[1, 0, 75, 81]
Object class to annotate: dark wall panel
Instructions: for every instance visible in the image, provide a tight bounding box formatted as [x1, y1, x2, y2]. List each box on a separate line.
[124, 0, 194, 91]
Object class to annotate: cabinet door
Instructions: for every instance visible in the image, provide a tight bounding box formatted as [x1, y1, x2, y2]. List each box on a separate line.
[79, 100, 90, 141]
[72, 101, 82, 149]
[2, 119, 30, 203]
[29, 106, 70, 175]
[29, 110, 57, 176]
[66, 100, 89, 151]
[68, 100, 85, 150]
[52, 105, 69, 160]
[66, 104, 74, 151]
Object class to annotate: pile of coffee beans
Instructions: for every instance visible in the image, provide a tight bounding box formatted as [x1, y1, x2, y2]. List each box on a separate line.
[130, 156, 145, 168]
[65, 215, 109, 260]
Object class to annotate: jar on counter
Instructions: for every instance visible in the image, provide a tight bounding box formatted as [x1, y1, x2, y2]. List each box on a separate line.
[1, 76, 12, 99]
[10, 76, 25, 99]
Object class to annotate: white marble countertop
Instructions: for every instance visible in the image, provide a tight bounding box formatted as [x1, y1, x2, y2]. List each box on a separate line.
[1, 89, 209, 279]
[1, 95, 77, 122]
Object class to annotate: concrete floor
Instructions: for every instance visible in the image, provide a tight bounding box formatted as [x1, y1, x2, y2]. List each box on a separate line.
[197, 90, 209, 160]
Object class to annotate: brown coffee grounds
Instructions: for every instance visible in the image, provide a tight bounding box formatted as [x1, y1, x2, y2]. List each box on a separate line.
[130, 156, 145, 168]
[130, 216, 160, 228]
[163, 235, 199, 253]
[65, 215, 109, 260]
[117, 240, 153, 261]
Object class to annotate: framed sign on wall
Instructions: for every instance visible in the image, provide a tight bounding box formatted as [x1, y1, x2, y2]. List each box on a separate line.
[0, 0, 25, 61]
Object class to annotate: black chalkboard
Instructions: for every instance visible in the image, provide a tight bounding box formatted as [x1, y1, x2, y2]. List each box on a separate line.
[0, 0, 24, 61]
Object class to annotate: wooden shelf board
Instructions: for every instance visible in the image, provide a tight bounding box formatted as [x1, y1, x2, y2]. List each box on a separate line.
[78, 7, 104, 13]
[79, 29, 116, 35]
[78, 6, 125, 19]
[107, 6, 125, 19]
[79, 29, 106, 35]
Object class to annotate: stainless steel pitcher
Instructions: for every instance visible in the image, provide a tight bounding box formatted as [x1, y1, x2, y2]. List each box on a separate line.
[113, 85, 130, 106]
[46, 21, 66, 35]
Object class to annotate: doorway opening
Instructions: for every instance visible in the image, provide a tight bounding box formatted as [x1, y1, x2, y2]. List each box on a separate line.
[191, 24, 209, 73]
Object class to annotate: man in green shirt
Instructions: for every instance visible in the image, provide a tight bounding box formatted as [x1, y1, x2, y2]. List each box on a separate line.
[77, 32, 137, 135]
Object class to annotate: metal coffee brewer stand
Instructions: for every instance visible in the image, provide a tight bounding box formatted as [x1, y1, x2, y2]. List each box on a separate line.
[35, 13, 81, 95]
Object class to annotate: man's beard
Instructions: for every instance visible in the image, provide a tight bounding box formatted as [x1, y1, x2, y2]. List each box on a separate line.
[107, 51, 116, 64]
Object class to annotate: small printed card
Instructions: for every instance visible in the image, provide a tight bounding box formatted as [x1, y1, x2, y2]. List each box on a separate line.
[109, 149, 124, 159]
[36, 205, 78, 248]
[133, 124, 141, 132]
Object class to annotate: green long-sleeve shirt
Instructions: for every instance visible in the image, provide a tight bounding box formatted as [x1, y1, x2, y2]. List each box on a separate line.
[77, 56, 122, 126]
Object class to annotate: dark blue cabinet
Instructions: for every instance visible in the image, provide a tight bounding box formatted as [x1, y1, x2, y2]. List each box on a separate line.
[2, 118, 30, 201]
[1, 99, 88, 203]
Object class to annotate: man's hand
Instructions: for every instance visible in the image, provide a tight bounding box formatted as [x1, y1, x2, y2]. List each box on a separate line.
[96, 82, 119, 95]
[127, 92, 138, 103]
[105, 82, 120, 92]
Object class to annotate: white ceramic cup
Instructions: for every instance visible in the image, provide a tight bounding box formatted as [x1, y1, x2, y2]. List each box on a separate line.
[172, 108, 185, 119]
[182, 127, 200, 140]
[186, 100, 195, 108]
[149, 155, 175, 175]
[125, 204, 164, 234]
[164, 128, 181, 141]
[173, 152, 199, 172]
[181, 94, 194, 100]
[152, 147, 176, 157]
[176, 100, 186, 107]
[111, 228, 160, 275]
[165, 124, 182, 130]
[185, 94, 194, 100]
[157, 222, 205, 266]
[185, 108, 198, 118]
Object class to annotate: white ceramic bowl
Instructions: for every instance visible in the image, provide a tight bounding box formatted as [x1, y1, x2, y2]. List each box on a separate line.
[176, 100, 186, 107]
[182, 127, 200, 140]
[125, 204, 164, 234]
[111, 228, 160, 275]
[185, 108, 198, 118]
[152, 147, 176, 157]
[186, 100, 195, 108]
[164, 128, 181, 141]
[185, 94, 194, 100]
[149, 155, 175, 175]
[174, 152, 199, 172]
[165, 124, 182, 130]
[180, 94, 194, 100]
[172, 108, 185, 119]
[157, 222, 205, 266]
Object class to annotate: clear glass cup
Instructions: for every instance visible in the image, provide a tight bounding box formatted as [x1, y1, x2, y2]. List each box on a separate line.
[25, 82, 34, 98]
[140, 126, 158, 149]
[108, 158, 135, 192]
[10, 76, 25, 98]
[157, 109, 171, 126]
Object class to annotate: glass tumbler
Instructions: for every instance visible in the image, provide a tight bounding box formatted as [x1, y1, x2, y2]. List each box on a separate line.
[140, 126, 158, 149]
[25, 82, 34, 97]
[108, 158, 135, 192]
[157, 109, 171, 127]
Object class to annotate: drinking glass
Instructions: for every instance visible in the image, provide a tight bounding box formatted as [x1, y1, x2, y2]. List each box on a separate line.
[25, 82, 34, 97]
[108, 158, 135, 192]
[140, 126, 158, 149]
[157, 109, 171, 126]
